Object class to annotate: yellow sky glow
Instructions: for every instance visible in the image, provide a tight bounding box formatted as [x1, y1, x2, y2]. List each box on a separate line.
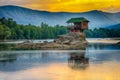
[1, 0, 120, 12]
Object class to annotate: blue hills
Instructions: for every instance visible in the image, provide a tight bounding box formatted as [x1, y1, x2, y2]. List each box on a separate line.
[0, 5, 120, 29]
[105, 24, 120, 29]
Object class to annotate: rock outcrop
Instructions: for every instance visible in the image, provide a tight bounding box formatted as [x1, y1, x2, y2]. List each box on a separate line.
[116, 42, 120, 45]
[54, 32, 86, 44]
[15, 32, 88, 50]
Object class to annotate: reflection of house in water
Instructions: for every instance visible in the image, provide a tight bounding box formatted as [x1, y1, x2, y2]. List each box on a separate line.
[68, 52, 89, 70]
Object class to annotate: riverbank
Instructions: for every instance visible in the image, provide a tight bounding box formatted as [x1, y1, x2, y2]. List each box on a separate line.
[87, 38, 120, 44]
[0, 38, 120, 44]
[0, 32, 88, 50]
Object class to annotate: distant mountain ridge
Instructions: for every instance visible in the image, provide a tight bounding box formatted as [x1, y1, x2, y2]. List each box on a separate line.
[105, 24, 120, 29]
[0, 5, 120, 29]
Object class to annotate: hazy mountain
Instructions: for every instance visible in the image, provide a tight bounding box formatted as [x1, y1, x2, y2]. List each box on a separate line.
[105, 24, 120, 29]
[0, 5, 120, 29]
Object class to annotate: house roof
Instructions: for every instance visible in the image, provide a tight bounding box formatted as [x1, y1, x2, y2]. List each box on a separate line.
[66, 17, 89, 23]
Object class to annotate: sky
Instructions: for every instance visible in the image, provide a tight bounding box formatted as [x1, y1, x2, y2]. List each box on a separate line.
[0, 0, 120, 12]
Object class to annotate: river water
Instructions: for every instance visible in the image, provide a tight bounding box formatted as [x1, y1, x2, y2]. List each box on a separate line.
[0, 39, 120, 80]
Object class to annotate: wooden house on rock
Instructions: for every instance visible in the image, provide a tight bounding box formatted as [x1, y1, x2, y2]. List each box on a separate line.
[66, 17, 89, 32]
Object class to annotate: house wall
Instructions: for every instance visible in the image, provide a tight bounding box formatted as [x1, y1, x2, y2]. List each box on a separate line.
[81, 21, 88, 30]
[74, 22, 81, 28]
[68, 21, 88, 32]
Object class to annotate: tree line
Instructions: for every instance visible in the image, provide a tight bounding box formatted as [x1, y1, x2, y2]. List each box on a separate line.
[0, 17, 68, 40]
[0, 17, 120, 40]
[84, 28, 120, 38]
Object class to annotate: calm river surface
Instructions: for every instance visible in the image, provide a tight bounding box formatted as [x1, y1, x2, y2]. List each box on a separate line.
[0, 42, 120, 80]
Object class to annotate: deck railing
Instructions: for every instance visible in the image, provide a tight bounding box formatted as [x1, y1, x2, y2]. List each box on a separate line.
[67, 25, 75, 29]
[67, 25, 81, 29]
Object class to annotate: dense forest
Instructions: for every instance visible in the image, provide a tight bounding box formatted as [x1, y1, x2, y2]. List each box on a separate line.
[0, 17, 120, 40]
[0, 17, 68, 40]
[84, 28, 120, 38]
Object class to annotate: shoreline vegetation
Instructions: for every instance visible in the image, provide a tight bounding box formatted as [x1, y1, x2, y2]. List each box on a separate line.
[0, 17, 120, 41]
[0, 17, 120, 50]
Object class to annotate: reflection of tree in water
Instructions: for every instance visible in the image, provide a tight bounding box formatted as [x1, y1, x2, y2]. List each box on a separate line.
[68, 52, 89, 70]
[0, 44, 14, 51]
[0, 54, 17, 64]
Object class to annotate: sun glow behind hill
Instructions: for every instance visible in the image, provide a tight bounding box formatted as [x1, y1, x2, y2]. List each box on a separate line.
[0, 0, 120, 13]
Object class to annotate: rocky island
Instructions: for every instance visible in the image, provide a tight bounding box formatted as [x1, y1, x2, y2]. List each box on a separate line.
[15, 17, 89, 50]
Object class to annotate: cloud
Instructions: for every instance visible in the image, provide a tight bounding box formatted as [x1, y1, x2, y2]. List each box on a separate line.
[0, 0, 120, 12]
[0, 0, 28, 5]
